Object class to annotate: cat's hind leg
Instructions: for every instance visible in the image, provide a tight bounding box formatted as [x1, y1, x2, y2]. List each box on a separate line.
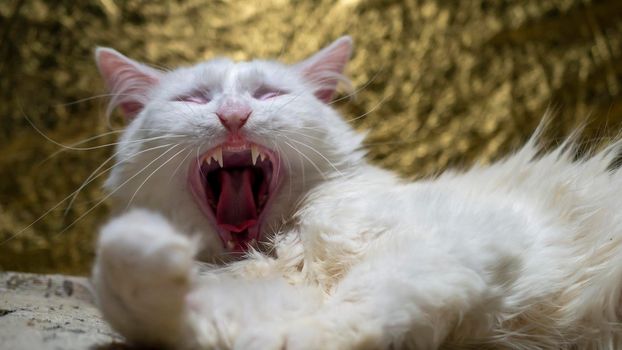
[91, 209, 197, 347]
[235, 247, 503, 350]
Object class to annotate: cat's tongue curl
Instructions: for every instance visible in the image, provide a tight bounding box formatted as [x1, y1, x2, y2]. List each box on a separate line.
[188, 141, 281, 252]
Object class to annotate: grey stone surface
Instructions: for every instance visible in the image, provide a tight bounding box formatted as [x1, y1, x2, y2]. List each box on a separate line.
[0, 272, 129, 350]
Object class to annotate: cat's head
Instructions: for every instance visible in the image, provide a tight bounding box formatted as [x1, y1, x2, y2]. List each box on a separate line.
[96, 37, 365, 259]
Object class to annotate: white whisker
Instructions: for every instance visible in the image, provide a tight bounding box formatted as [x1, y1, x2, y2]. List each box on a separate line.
[328, 65, 385, 105]
[283, 140, 328, 180]
[54, 145, 182, 236]
[168, 148, 193, 184]
[345, 93, 388, 123]
[283, 136, 344, 176]
[0, 142, 178, 246]
[127, 146, 188, 207]
[49, 132, 186, 152]
[63, 142, 177, 217]
[58, 93, 145, 107]
[274, 141, 294, 201]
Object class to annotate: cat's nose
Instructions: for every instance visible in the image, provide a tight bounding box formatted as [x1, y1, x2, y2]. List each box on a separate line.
[215, 99, 251, 133]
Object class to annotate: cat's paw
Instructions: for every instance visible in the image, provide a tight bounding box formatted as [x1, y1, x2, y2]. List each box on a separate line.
[96, 208, 195, 291]
[93, 209, 196, 344]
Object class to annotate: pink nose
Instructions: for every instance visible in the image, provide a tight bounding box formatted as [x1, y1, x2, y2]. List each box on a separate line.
[216, 99, 251, 133]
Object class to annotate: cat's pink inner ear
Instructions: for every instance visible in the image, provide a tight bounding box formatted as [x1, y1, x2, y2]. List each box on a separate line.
[95, 47, 160, 120]
[295, 36, 353, 103]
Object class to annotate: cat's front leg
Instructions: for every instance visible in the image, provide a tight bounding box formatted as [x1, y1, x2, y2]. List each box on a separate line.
[94, 212, 319, 349]
[92, 209, 199, 347]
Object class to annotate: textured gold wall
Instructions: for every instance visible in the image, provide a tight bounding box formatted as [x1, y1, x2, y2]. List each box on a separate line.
[1, 0, 621, 274]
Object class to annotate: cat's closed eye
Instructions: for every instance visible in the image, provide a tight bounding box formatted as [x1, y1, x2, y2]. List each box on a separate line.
[174, 89, 211, 104]
[253, 85, 286, 100]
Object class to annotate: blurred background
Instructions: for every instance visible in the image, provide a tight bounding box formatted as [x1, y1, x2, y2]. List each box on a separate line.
[1, 0, 621, 275]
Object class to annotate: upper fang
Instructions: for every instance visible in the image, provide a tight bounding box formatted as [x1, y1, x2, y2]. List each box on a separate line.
[251, 145, 260, 165]
[214, 147, 223, 167]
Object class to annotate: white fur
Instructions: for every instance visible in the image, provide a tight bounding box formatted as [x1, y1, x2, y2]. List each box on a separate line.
[92, 38, 622, 349]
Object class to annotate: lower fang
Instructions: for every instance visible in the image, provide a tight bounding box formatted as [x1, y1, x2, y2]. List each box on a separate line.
[226, 241, 235, 250]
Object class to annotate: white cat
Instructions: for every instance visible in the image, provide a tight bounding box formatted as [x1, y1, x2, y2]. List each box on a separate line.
[91, 37, 622, 349]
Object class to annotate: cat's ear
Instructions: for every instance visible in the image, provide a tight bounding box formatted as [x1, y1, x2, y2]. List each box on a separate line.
[95, 47, 161, 120]
[295, 36, 353, 103]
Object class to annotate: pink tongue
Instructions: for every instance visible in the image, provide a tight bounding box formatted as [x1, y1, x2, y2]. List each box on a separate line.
[216, 168, 258, 232]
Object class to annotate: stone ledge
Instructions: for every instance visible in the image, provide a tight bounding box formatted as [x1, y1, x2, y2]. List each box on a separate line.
[0, 271, 128, 349]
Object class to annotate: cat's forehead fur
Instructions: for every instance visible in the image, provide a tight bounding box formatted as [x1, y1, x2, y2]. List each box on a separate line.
[155, 58, 305, 99]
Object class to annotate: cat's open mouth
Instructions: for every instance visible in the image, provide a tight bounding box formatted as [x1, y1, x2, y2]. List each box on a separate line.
[188, 142, 281, 252]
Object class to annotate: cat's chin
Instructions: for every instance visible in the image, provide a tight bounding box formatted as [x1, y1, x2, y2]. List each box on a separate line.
[188, 141, 282, 252]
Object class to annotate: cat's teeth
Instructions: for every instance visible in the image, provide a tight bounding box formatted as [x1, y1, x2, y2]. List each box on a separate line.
[251, 145, 260, 165]
[214, 147, 223, 167]
[259, 152, 266, 161]
[226, 240, 235, 250]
